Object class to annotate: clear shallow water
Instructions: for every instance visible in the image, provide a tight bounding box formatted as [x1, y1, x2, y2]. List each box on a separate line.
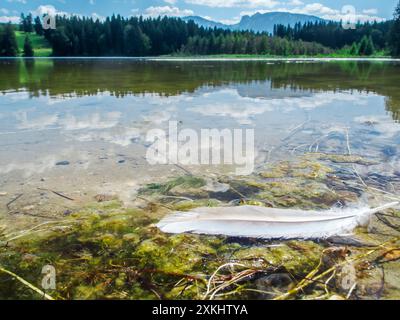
[0, 59, 399, 211]
[2, 59, 400, 301]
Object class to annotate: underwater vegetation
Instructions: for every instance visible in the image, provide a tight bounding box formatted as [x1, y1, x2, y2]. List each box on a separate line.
[1, 154, 400, 300]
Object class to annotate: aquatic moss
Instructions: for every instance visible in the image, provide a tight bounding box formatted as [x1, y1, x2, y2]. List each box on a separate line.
[0, 203, 328, 300]
[2, 156, 396, 300]
[232, 241, 321, 275]
[140, 176, 206, 195]
[307, 153, 378, 166]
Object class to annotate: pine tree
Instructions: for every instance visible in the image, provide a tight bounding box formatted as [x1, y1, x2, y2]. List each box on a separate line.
[34, 16, 43, 35]
[23, 36, 34, 57]
[26, 14, 34, 33]
[20, 13, 26, 32]
[390, 1, 400, 56]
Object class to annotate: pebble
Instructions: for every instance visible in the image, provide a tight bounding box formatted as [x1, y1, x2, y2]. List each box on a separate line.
[56, 161, 70, 166]
[22, 205, 35, 211]
[382, 146, 397, 157]
[202, 180, 230, 193]
[95, 194, 116, 202]
[0, 192, 7, 196]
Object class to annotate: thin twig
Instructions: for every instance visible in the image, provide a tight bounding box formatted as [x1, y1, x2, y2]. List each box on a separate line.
[274, 236, 400, 300]
[0, 266, 55, 300]
[6, 193, 23, 210]
[37, 188, 75, 201]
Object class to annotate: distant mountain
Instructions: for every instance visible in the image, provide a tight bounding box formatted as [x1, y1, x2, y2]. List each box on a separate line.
[183, 12, 325, 34]
[182, 16, 228, 30]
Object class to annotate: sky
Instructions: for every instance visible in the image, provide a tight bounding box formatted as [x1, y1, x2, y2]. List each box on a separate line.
[0, 0, 399, 25]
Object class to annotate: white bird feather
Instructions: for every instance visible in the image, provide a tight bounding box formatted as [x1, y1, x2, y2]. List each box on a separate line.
[157, 202, 399, 239]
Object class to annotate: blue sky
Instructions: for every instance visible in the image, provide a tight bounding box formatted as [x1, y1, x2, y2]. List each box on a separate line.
[0, 0, 399, 24]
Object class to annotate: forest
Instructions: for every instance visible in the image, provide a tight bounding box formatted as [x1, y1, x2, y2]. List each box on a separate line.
[0, 1, 400, 57]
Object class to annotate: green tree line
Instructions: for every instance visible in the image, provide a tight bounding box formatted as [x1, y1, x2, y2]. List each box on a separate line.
[273, 20, 390, 50]
[15, 14, 335, 56]
[273, 1, 400, 56]
[2, 1, 400, 57]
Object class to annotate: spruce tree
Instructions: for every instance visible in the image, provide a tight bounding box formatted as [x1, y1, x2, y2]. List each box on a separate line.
[23, 36, 34, 57]
[350, 42, 358, 55]
[0, 23, 18, 57]
[364, 36, 375, 56]
[26, 14, 34, 33]
[34, 16, 43, 35]
[390, 1, 400, 56]
[20, 13, 26, 32]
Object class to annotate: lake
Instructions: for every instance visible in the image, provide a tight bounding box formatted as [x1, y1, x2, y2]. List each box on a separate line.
[1, 59, 400, 299]
[0, 59, 399, 206]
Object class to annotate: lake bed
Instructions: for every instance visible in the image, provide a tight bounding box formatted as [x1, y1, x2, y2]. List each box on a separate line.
[0, 59, 400, 300]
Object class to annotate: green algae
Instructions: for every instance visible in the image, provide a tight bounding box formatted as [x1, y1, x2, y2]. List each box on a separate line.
[306, 153, 378, 166]
[0, 201, 325, 300]
[261, 160, 333, 180]
[232, 241, 322, 275]
[1, 156, 399, 300]
[140, 176, 206, 196]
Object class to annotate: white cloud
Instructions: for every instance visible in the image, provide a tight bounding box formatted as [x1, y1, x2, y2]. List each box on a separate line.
[6, 0, 27, 4]
[0, 15, 20, 23]
[91, 12, 105, 21]
[363, 9, 378, 15]
[32, 5, 69, 17]
[15, 111, 121, 132]
[300, 3, 337, 15]
[185, 0, 384, 23]
[185, 0, 280, 8]
[59, 112, 121, 131]
[0, 148, 77, 178]
[144, 6, 194, 17]
[188, 89, 370, 124]
[239, 2, 385, 23]
[75, 128, 140, 147]
[288, 0, 303, 6]
[218, 17, 242, 25]
[16, 112, 59, 130]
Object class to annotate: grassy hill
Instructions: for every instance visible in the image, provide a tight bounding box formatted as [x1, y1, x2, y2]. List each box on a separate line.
[15, 31, 52, 57]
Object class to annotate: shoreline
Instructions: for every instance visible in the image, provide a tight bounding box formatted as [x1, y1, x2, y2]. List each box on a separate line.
[1, 56, 400, 62]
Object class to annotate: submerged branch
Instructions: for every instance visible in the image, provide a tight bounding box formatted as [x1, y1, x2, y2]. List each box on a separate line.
[274, 236, 400, 300]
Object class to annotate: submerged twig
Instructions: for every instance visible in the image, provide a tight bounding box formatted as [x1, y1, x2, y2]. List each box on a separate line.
[37, 188, 75, 201]
[203, 263, 267, 300]
[346, 282, 357, 299]
[4, 220, 77, 242]
[6, 193, 23, 210]
[274, 236, 400, 300]
[136, 195, 173, 211]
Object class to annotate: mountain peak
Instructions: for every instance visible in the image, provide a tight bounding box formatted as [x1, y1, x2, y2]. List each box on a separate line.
[184, 12, 325, 34]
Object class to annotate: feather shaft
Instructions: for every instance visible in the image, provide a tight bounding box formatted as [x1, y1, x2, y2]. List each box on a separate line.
[157, 202, 399, 239]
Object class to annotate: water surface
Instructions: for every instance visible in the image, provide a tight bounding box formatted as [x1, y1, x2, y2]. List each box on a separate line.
[0, 59, 399, 216]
